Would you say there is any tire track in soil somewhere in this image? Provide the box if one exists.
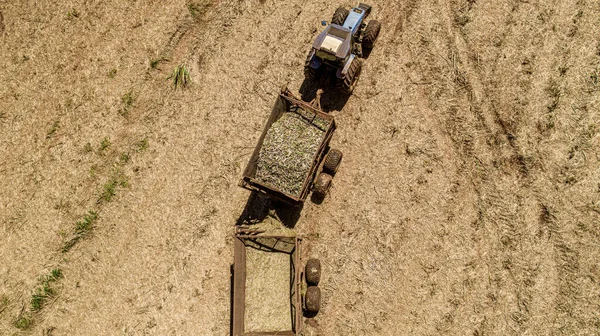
[447,0,530,176]
[447,1,557,333]
[440,0,596,334]
[523,1,599,332]
[453,1,598,333]
[393,0,510,333]
[432,0,544,333]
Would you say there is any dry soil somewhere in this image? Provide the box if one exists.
[1,0,599,335]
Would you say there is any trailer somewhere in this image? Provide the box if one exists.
[240,86,343,204]
[232,228,322,336]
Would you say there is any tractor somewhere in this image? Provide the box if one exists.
[304,3,381,93]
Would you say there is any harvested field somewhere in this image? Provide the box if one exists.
[244,247,291,332]
[255,108,329,197]
[0,0,599,335]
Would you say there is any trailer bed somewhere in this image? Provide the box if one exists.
[241,89,336,204]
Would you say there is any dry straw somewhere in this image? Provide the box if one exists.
[255,106,330,196]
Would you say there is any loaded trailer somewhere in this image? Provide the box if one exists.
[240,86,343,204]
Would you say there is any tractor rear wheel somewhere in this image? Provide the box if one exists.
[304,286,321,315]
[304,65,319,81]
[362,20,382,49]
[304,53,320,81]
[338,58,363,94]
[331,7,349,26]
[323,149,342,175]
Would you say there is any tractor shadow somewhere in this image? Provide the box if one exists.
[299,78,351,112]
[236,191,303,228]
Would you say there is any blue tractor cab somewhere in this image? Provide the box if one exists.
[304,3,381,93]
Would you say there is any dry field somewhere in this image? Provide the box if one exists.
[1,0,599,335]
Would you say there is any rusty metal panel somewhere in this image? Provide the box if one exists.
[244,332,295,336]
[233,237,247,336]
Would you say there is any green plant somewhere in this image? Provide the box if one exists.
[30,269,63,311]
[120,152,130,164]
[46,120,60,139]
[137,138,149,151]
[63,211,100,252]
[75,211,98,234]
[169,63,191,89]
[100,180,116,203]
[99,137,111,152]
[118,91,134,117]
[83,142,93,153]
[108,68,117,78]
[15,316,31,329]
[98,170,127,203]
[89,165,98,178]
[150,57,168,69]
[67,9,80,19]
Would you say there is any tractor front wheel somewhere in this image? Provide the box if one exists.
[331,7,349,26]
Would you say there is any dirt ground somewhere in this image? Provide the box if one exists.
[1,0,599,335]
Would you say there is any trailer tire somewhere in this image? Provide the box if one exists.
[331,7,349,26]
[304,286,321,315]
[362,20,381,49]
[313,173,332,196]
[323,149,342,175]
[338,58,363,94]
[305,259,321,286]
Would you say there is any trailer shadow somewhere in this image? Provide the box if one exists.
[299,79,351,112]
[236,191,303,228]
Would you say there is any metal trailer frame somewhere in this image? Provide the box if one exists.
[239,88,336,204]
[232,232,304,336]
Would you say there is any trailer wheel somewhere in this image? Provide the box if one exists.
[305,259,321,286]
[338,58,363,94]
[331,7,349,26]
[362,20,382,50]
[313,173,332,196]
[304,286,321,315]
[323,149,343,175]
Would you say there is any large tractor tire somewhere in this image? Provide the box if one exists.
[323,149,343,175]
[331,7,349,26]
[305,259,321,286]
[304,286,321,315]
[305,65,319,81]
[304,53,319,81]
[362,20,382,49]
[338,58,363,94]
